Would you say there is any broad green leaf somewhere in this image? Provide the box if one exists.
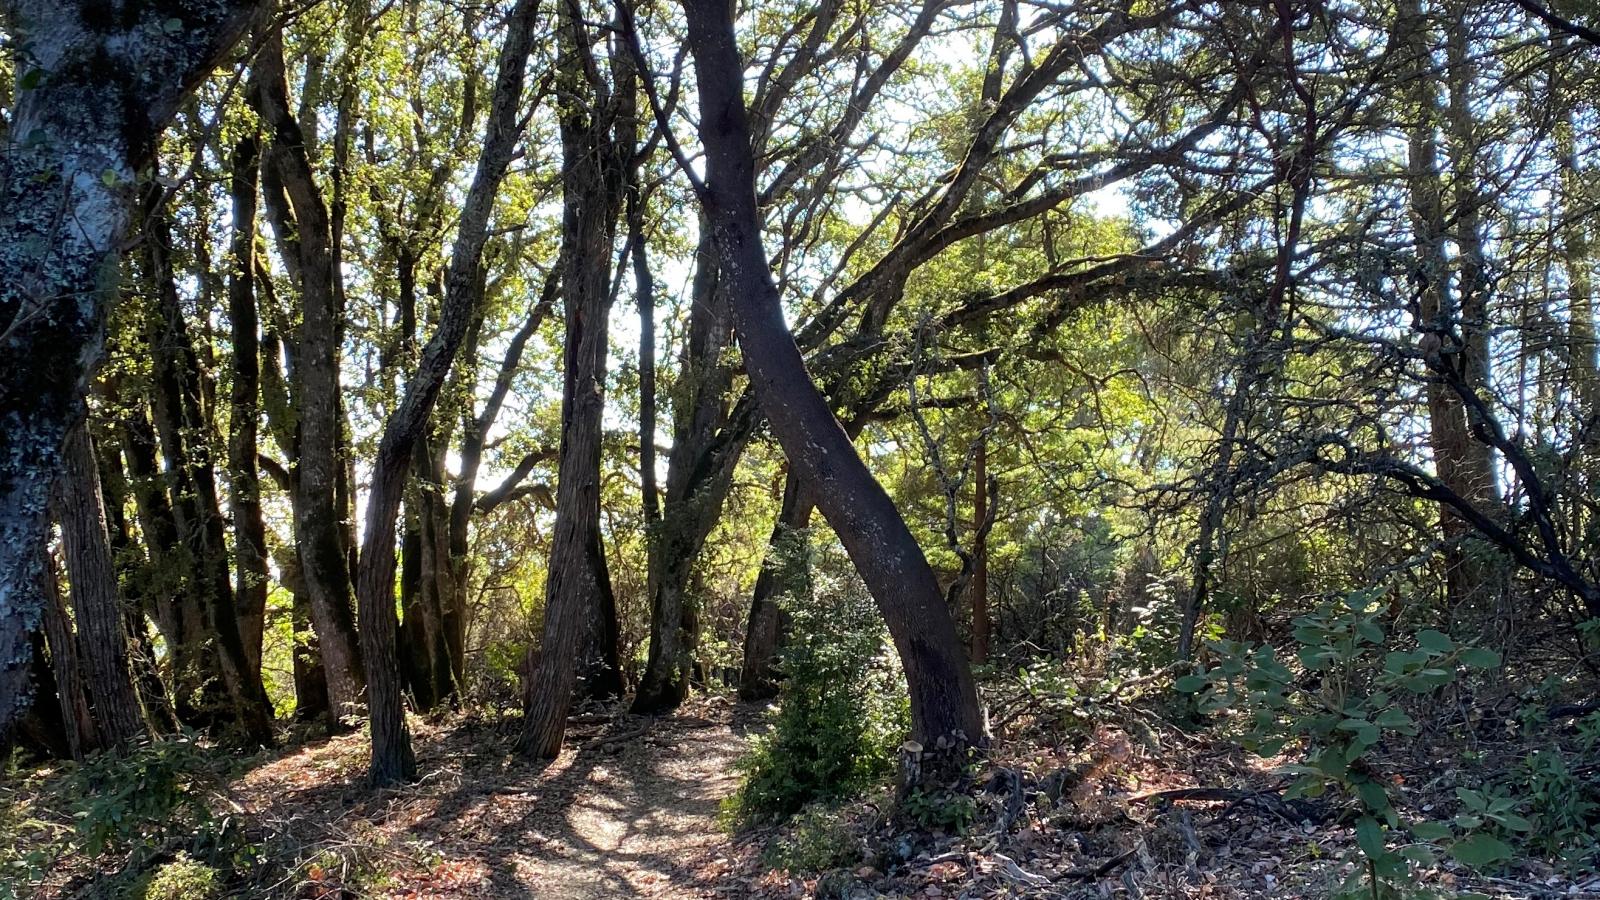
[1417,629,1454,652]
[1174,675,1208,693]
[1459,647,1501,669]
[1447,833,1513,868]
[1410,821,1452,841]
[1355,816,1386,861]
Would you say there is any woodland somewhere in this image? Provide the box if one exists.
[0,0,1598,897]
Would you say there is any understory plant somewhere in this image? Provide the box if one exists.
[1179,588,1504,898]
[724,531,910,825]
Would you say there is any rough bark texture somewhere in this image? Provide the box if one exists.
[681,0,984,747]
[38,548,97,758]
[519,2,630,757]
[55,425,147,748]
[254,29,367,721]
[634,230,741,714]
[740,470,812,700]
[0,0,258,747]
[355,0,541,784]
[227,134,271,674]
[1398,0,1499,605]
[143,184,274,745]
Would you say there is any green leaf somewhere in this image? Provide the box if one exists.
[1496,813,1533,832]
[1455,786,1487,811]
[1447,833,1513,868]
[163,17,185,33]
[17,68,43,90]
[1459,647,1501,669]
[1174,675,1208,693]
[1410,821,1452,841]
[1355,779,1391,814]
[1417,629,1454,653]
[1373,707,1412,729]
[1355,816,1386,861]
[1356,621,1385,644]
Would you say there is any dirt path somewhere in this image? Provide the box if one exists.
[233,700,757,898]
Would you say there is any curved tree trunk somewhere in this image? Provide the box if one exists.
[355,0,541,785]
[681,0,984,749]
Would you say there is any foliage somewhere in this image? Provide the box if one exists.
[1179,589,1505,894]
[900,784,978,834]
[0,734,253,897]
[760,804,862,874]
[137,851,221,900]
[724,533,910,825]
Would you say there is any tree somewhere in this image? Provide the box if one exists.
[355,0,543,785]
[0,0,260,746]
[679,0,984,750]
[519,0,634,757]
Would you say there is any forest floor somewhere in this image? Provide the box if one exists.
[17,691,1599,898]
[231,697,755,899]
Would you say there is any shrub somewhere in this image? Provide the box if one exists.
[139,852,221,900]
[1180,589,1505,896]
[761,804,862,873]
[724,531,910,825]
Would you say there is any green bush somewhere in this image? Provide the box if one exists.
[761,804,862,873]
[1180,590,1505,896]
[0,733,252,898]
[724,531,910,825]
[138,852,221,900]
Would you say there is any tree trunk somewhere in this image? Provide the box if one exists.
[55,425,148,749]
[355,0,541,784]
[1398,0,1493,608]
[634,229,742,714]
[740,470,813,700]
[38,548,98,759]
[227,133,271,674]
[0,0,257,747]
[519,4,630,756]
[254,29,367,722]
[142,184,274,746]
[681,0,984,749]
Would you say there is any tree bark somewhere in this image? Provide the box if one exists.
[227,133,271,675]
[0,0,258,748]
[55,425,148,748]
[38,547,98,759]
[142,184,275,745]
[740,470,812,700]
[634,229,740,713]
[680,0,984,748]
[354,0,541,784]
[254,29,367,722]
[519,2,631,757]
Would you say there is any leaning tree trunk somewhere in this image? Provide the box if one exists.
[0,0,258,747]
[55,426,148,749]
[354,0,541,785]
[681,0,984,751]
